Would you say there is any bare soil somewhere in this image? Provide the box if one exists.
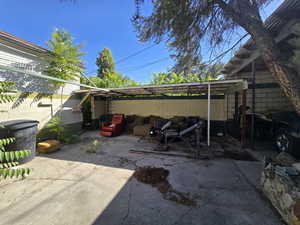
[133,167,196,206]
[223,150,257,161]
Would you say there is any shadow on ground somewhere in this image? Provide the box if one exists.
[0,131,284,225]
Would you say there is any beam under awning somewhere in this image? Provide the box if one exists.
[225,19,300,76]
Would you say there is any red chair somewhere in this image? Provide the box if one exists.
[100,114,124,137]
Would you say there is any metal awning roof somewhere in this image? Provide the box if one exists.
[73,79,248,97]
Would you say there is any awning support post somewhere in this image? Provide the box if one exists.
[241,89,247,148]
[234,92,239,123]
[106,97,111,114]
[207,83,211,147]
[251,61,256,149]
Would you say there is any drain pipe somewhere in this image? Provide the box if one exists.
[207,83,211,147]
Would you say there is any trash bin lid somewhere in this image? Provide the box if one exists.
[0,120,39,131]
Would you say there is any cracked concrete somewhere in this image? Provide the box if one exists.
[0,131,284,225]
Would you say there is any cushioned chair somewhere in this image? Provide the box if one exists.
[100,114,124,137]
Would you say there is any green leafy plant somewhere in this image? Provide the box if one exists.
[46,117,80,144]
[44,29,85,88]
[0,81,32,179]
[86,139,100,154]
[0,81,15,104]
[46,116,65,141]
[44,29,85,118]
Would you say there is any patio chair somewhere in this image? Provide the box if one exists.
[100,114,124,137]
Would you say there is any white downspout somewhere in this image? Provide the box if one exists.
[207,83,211,147]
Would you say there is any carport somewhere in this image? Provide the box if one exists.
[75,79,248,147]
[0,62,248,146]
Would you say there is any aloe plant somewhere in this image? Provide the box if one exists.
[0,81,32,179]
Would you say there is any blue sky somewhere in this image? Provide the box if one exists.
[1,0,284,83]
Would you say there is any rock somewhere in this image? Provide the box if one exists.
[262,161,300,225]
[275,152,297,167]
[293,201,300,221]
[293,163,300,173]
[37,140,61,153]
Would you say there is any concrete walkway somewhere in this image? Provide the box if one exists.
[0,132,284,225]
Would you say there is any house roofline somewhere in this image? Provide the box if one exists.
[0,31,52,55]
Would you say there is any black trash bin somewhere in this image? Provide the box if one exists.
[0,120,39,164]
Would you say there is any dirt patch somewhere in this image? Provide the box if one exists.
[213,136,258,161]
[134,167,169,184]
[133,167,196,206]
[154,144,170,152]
[223,150,257,161]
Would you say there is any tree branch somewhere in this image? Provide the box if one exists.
[206,33,249,64]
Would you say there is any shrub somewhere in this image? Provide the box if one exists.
[0,81,32,179]
[46,116,65,141]
[86,139,100,153]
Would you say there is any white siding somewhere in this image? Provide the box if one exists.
[0,39,82,128]
[0,40,80,95]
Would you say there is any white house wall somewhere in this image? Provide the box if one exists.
[0,38,82,129]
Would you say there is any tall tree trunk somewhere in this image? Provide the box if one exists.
[248,24,300,114]
[217,0,300,114]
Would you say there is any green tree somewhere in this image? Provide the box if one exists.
[171,53,202,75]
[96,48,115,78]
[45,29,85,118]
[150,72,202,85]
[0,81,32,179]
[198,62,225,80]
[80,76,106,88]
[133,0,300,114]
[171,60,224,81]
[81,72,138,88]
[45,29,85,87]
[103,72,138,88]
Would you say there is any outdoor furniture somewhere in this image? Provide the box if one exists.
[149,120,172,139]
[164,120,204,158]
[100,114,124,137]
[133,124,151,136]
[37,140,61,153]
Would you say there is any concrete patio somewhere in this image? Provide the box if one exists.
[0,131,284,225]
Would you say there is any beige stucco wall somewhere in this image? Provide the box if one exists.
[107,99,227,120]
[0,95,82,129]
[93,98,106,119]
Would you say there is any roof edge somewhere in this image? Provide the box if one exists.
[0,31,51,55]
